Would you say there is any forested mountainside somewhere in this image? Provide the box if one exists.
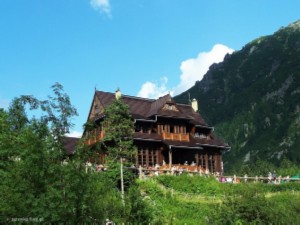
[175,20,300,173]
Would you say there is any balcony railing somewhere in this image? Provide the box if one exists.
[86,131,190,144]
[162,133,189,142]
[85,131,105,145]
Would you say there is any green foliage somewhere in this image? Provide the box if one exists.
[277,157,300,176]
[210,185,300,225]
[83,172,125,223]
[102,98,137,163]
[139,175,300,224]
[101,97,138,192]
[138,178,212,224]
[211,187,272,224]
[105,161,136,190]
[0,83,86,223]
[124,184,153,224]
[0,83,152,224]
[156,173,222,196]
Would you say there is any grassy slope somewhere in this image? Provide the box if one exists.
[138,175,300,224]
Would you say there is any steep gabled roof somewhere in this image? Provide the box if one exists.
[146,94,170,117]
[89,90,208,127]
[178,103,208,126]
[95,91,154,117]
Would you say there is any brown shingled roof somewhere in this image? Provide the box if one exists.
[147,94,171,117]
[63,136,79,155]
[96,91,153,118]
[94,91,208,126]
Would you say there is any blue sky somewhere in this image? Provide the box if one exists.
[0,0,299,136]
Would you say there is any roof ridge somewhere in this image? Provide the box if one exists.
[176,102,192,107]
[122,95,155,102]
[96,90,155,102]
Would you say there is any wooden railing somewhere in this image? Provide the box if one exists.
[162,133,189,142]
[85,131,105,145]
[86,131,190,144]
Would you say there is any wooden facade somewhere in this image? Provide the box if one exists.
[84,90,230,174]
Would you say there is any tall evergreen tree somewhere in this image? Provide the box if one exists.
[101,96,137,206]
[102,97,137,163]
[100,96,152,224]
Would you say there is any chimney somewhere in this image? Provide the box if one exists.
[192,98,198,112]
[115,88,121,100]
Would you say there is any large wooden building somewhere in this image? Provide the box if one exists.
[84,90,230,174]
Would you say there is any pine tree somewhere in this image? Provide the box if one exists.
[101,96,137,207]
[102,97,137,163]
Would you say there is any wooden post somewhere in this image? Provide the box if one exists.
[120,157,125,206]
[139,165,143,179]
[214,153,218,173]
[146,148,149,168]
[205,153,208,172]
[195,151,199,166]
[169,147,172,169]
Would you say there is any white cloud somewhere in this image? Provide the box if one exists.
[137,77,174,99]
[137,44,234,98]
[90,0,111,16]
[174,44,234,95]
[66,130,82,138]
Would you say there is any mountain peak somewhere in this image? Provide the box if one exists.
[174,19,300,172]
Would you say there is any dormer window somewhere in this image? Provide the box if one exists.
[165,103,178,111]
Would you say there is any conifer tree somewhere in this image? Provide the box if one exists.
[102,97,137,164]
[101,96,137,207]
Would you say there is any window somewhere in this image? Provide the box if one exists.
[135,124,141,132]
[148,149,157,167]
[200,134,207,139]
[165,103,177,111]
[198,154,206,169]
[194,132,199,138]
[95,104,100,115]
[138,148,147,167]
[170,126,174,133]
[208,154,215,173]
[138,148,158,167]
[142,126,148,133]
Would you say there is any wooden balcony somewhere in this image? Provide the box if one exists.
[85,131,105,145]
[162,132,189,142]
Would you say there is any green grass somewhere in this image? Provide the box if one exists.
[137,175,300,224]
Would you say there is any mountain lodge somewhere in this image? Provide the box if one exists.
[84,89,230,174]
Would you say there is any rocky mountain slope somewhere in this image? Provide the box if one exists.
[174,20,300,172]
